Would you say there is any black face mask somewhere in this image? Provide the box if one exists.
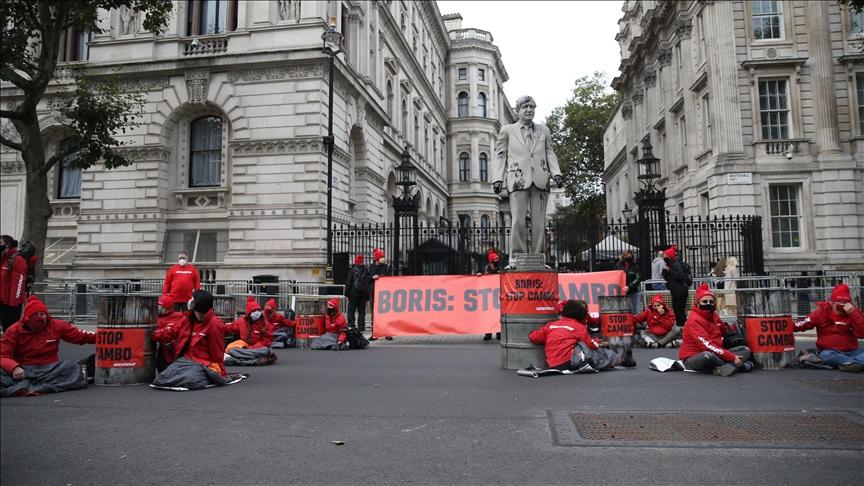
[327,308,336,316]
[664,258,671,264]
[699,303,715,313]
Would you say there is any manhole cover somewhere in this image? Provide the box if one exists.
[795,378,864,394]
[548,411,864,449]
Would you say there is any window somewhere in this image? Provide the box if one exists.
[478,68,485,81]
[458,214,471,227]
[458,67,467,80]
[189,116,222,187]
[457,92,469,117]
[57,138,82,199]
[386,80,394,118]
[60,28,91,62]
[459,152,470,182]
[696,13,706,65]
[701,94,712,150]
[769,184,802,248]
[414,113,419,146]
[674,42,682,89]
[187,0,237,36]
[857,75,864,134]
[853,11,864,35]
[678,114,688,167]
[700,192,710,216]
[479,153,488,182]
[477,93,487,118]
[165,229,227,263]
[184,231,217,262]
[758,79,790,140]
[401,98,408,135]
[752,0,782,40]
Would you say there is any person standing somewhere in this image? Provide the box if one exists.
[162,252,201,311]
[345,254,371,332]
[480,249,502,341]
[0,235,28,331]
[616,250,641,314]
[661,245,692,328]
[492,96,564,258]
[793,283,864,372]
[368,248,392,341]
[650,249,666,290]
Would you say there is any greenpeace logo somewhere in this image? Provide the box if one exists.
[535,306,555,311]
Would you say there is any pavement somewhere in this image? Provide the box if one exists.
[1,334,862,486]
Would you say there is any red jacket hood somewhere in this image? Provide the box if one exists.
[22,295,48,321]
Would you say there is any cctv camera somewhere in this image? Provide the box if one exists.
[190,38,200,47]
[784,151,793,160]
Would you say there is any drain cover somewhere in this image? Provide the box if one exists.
[548,411,864,449]
[794,378,864,394]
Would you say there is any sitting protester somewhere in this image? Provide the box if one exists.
[151,290,245,391]
[152,295,186,372]
[264,298,296,349]
[310,298,348,350]
[679,284,753,376]
[528,300,635,372]
[222,297,277,366]
[1,296,96,398]
[793,283,864,373]
[634,295,681,348]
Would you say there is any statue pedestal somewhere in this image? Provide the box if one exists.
[499,253,559,369]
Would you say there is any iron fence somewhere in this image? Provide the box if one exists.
[332,215,764,280]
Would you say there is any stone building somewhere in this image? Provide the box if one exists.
[603,0,864,272]
[0,1,515,281]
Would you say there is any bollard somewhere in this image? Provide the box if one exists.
[736,288,796,370]
[95,294,157,386]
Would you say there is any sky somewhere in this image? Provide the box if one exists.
[437,0,624,121]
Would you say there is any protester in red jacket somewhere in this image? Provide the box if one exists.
[264,298,296,349]
[224,297,274,349]
[162,252,201,310]
[0,235,28,330]
[634,295,680,348]
[263,298,287,329]
[152,295,187,371]
[794,283,864,372]
[310,298,348,350]
[679,284,752,376]
[529,300,633,371]
[153,290,227,376]
[1,296,95,397]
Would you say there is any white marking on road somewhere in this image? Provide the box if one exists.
[401,420,441,433]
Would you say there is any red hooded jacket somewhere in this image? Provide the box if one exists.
[794,302,864,352]
[678,306,736,362]
[528,317,598,368]
[0,247,28,307]
[152,295,187,364]
[1,296,96,373]
[264,298,294,331]
[153,309,226,376]
[224,298,274,349]
[325,298,348,344]
[634,295,677,336]
[162,263,201,304]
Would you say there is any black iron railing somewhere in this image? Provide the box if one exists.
[331,215,763,280]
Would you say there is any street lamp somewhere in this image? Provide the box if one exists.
[636,140,661,190]
[621,202,633,223]
[393,146,419,275]
[322,18,343,282]
[632,139,667,280]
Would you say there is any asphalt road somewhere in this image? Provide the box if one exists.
[1,336,862,486]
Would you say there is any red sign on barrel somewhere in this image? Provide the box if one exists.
[500,272,559,316]
[296,315,325,339]
[96,328,146,368]
[600,313,634,338]
[744,317,795,353]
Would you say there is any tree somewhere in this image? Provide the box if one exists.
[0,1,172,280]
[546,72,619,210]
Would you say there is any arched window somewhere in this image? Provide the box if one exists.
[57,137,82,199]
[478,92,487,118]
[386,80,394,118]
[189,116,222,187]
[480,214,490,234]
[479,153,488,182]
[459,152,470,182]
[457,92,469,117]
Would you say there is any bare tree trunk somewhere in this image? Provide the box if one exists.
[18,117,50,283]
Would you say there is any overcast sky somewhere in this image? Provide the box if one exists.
[438,0,624,121]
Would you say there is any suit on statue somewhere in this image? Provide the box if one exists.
[494,121,562,255]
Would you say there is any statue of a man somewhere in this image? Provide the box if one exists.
[493,95,563,257]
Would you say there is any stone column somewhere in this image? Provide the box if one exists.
[807,0,841,154]
[708,0,744,155]
[470,130,479,182]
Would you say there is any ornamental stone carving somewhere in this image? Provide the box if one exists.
[621,101,633,120]
[185,70,209,104]
[118,77,170,92]
[643,66,657,88]
[631,87,644,105]
[0,160,25,174]
[114,145,172,161]
[676,16,693,39]
[231,138,324,156]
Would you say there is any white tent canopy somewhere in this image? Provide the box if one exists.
[581,234,638,261]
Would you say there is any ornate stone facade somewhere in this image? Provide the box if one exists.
[604,0,864,273]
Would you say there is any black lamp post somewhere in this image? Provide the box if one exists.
[633,140,666,279]
[393,147,419,275]
[322,19,343,282]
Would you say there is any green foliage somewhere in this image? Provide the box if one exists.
[546,72,619,206]
[550,195,607,268]
[838,0,864,14]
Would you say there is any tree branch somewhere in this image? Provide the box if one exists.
[36,151,66,176]
[0,109,23,120]
[0,66,33,90]
[0,134,23,152]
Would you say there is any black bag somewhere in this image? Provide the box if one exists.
[353,266,372,294]
[680,261,693,287]
[347,327,369,350]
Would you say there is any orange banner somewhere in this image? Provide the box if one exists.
[600,313,635,338]
[744,317,795,353]
[500,272,559,316]
[372,271,626,337]
[96,328,146,368]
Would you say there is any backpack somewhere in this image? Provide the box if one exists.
[353,266,372,294]
[347,327,369,350]
[680,261,693,287]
